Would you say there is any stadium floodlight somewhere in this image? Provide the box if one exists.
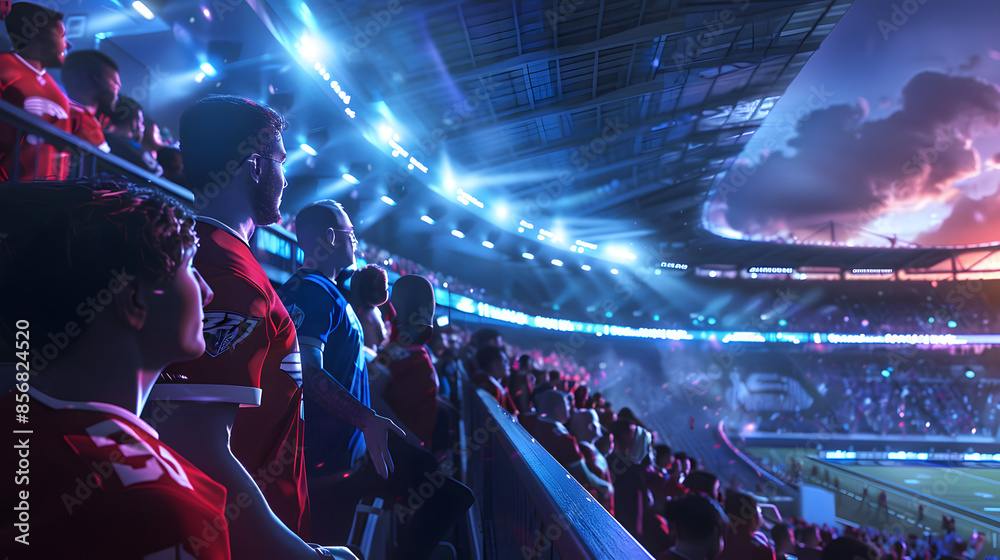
[420,215,435,225]
[300,143,318,156]
[380,195,397,206]
[342,173,360,185]
[132,1,155,20]
[451,229,465,239]
[581,264,591,271]
[482,240,494,249]
[551,259,563,266]
[522,252,534,260]
[199,62,217,76]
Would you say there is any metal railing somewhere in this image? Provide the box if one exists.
[0,99,192,201]
[462,380,653,560]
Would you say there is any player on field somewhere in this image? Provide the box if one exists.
[0,2,72,181]
[0,181,229,559]
[146,95,398,559]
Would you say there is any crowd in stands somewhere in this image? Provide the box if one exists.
[0,3,184,184]
[1,4,996,559]
[766,356,1000,438]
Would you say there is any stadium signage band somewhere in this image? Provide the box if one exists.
[748,267,794,274]
[430,287,1000,346]
[823,450,1000,462]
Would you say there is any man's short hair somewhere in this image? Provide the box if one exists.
[179,95,287,192]
[294,199,344,254]
[0,180,197,355]
[6,2,63,51]
[62,49,119,90]
[475,345,504,372]
[685,470,720,495]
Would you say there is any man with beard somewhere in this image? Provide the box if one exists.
[146,96,397,559]
[0,2,72,180]
[61,49,120,153]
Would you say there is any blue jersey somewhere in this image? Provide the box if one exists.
[279,269,369,474]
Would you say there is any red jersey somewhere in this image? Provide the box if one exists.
[0,52,70,181]
[150,218,309,539]
[69,101,110,152]
[1,389,230,559]
[384,338,439,447]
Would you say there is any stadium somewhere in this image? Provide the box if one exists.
[1,0,998,559]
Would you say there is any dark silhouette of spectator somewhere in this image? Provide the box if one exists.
[657,493,729,560]
[382,274,439,447]
[157,145,186,186]
[0,2,71,180]
[796,525,824,560]
[718,492,776,560]
[280,200,471,559]
[145,96,362,558]
[0,181,230,558]
[61,49,118,153]
[820,537,881,560]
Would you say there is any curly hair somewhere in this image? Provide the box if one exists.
[0,180,197,351]
[352,264,389,309]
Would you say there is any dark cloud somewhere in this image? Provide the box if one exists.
[714,72,1000,243]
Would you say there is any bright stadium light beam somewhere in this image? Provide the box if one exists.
[132,1,155,20]
[451,229,465,239]
[199,62,217,76]
[481,240,494,249]
[380,195,396,206]
[342,173,360,185]
[300,143,318,156]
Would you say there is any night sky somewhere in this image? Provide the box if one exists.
[706,0,1000,248]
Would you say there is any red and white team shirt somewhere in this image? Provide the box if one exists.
[0,52,70,181]
[69,100,110,152]
[1,389,230,559]
[150,217,310,539]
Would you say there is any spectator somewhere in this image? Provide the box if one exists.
[568,407,615,513]
[472,345,519,416]
[145,95,359,559]
[718,492,776,560]
[61,49,118,153]
[796,525,824,560]
[687,471,722,503]
[0,182,228,558]
[382,274,440,447]
[658,493,729,560]
[105,94,160,174]
[281,201,472,559]
[509,355,536,414]
[0,2,71,180]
